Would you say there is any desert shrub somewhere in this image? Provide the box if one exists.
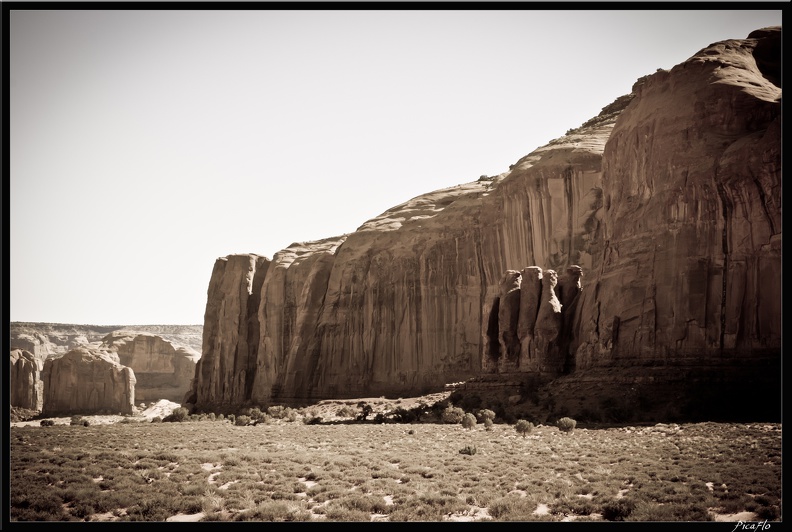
[235,415,251,426]
[441,406,465,424]
[216,413,225,421]
[356,402,373,421]
[249,408,264,421]
[515,419,534,438]
[235,501,311,521]
[267,405,285,419]
[163,407,190,422]
[459,445,477,456]
[227,414,235,424]
[477,409,496,423]
[557,417,577,433]
[602,498,635,521]
[484,418,494,431]
[82,420,90,427]
[303,415,322,425]
[334,494,389,514]
[40,419,55,427]
[70,415,84,426]
[461,413,477,429]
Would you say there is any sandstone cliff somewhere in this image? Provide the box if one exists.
[187,28,781,420]
[10,349,45,411]
[102,332,199,402]
[41,347,136,416]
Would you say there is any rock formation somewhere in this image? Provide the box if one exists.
[10,349,45,411]
[186,28,781,420]
[102,332,199,402]
[41,347,136,416]
[10,323,203,357]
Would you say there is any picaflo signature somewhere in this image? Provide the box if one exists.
[732,520,771,532]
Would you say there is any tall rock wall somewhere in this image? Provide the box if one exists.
[41,347,136,416]
[187,28,781,415]
[10,349,45,411]
[572,28,782,368]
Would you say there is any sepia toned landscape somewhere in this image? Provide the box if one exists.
[9,398,782,522]
[8,19,781,525]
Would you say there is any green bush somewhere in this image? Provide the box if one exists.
[515,419,534,438]
[461,413,477,430]
[441,406,465,424]
[557,417,577,433]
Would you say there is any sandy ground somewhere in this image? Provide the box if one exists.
[10,399,183,427]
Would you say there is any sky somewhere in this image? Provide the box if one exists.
[8,8,783,326]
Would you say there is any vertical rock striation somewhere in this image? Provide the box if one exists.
[41,347,136,416]
[187,28,780,416]
[186,254,270,410]
[10,349,45,411]
[102,332,199,402]
[573,28,782,369]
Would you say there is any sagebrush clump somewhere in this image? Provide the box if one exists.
[461,413,477,430]
[441,406,465,424]
[515,419,534,438]
[557,417,577,433]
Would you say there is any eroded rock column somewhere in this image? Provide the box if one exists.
[497,270,522,372]
[517,266,543,367]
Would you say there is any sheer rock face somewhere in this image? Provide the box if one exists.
[572,28,782,369]
[10,349,44,411]
[102,332,199,402]
[41,347,136,416]
[190,28,780,409]
[186,254,270,409]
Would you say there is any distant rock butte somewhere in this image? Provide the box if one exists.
[9,324,201,414]
[10,349,45,411]
[186,28,780,417]
[41,347,136,416]
[102,332,199,403]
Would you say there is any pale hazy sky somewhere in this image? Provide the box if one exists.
[8,8,782,326]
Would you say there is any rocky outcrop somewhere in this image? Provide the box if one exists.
[41,347,136,416]
[102,332,199,402]
[188,28,781,419]
[10,349,45,411]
